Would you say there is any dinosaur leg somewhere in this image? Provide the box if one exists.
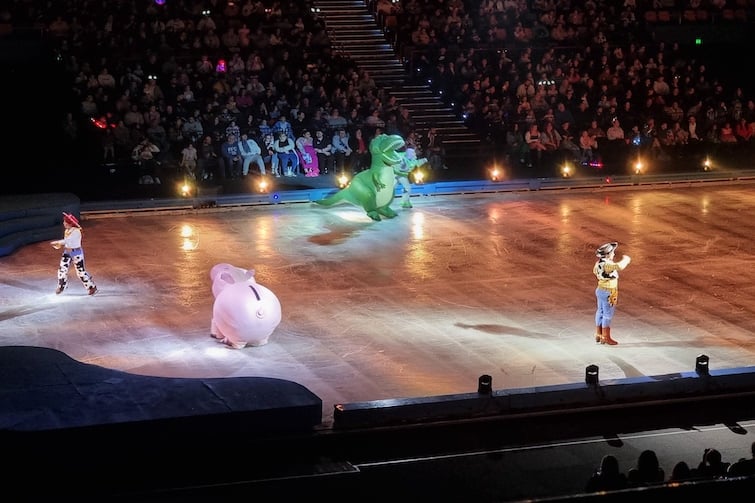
[377,206,398,219]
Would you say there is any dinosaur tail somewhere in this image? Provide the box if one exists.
[314,189,347,207]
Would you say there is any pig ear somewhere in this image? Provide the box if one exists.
[220,272,235,284]
[245,269,255,280]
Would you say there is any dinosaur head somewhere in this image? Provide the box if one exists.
[369,134,405,167]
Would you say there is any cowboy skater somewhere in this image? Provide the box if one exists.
[593,242,630,345]
[51,212,97,296]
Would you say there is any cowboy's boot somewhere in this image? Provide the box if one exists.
[595,326,603,343]
[601,326,619,345]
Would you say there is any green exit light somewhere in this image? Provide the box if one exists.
[695,38,702,45]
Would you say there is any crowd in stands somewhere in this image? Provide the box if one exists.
[584,441,755,495]
[3,0,755,186]
[4,0,441,186]
[373,0,755,171]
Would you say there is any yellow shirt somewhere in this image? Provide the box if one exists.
[594,258,621,290]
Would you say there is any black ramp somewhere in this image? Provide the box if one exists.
[0,345,322,435]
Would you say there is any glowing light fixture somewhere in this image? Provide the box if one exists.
[179,180,195,198]
[561,163,573,178]
[489,166,503,181]
[634,159,644,175]
[411,169,425,184]
[337,172,350,188]
[256,176,270,193]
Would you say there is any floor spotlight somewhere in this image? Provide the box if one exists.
[478,374,492,394]
[585,364,599,385]
[696,354,710,375]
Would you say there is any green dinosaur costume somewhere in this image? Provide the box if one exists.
[314,134,406,221]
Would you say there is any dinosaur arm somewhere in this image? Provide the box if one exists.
[373,171,387,190]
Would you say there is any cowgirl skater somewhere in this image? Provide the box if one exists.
[51,212,97,295]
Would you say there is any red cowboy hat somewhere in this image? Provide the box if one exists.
[62,212,80,227]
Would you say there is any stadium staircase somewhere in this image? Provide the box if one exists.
[312,0,490,171]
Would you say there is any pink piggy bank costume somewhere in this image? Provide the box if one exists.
[209,263,282,349]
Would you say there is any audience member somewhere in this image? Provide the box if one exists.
[422,126,445,170]
[313,129,334,174]
[179,141,198,180]
[132,137,162,184]
[540,121,562,152]
[579,130,598,163]
[627,449,665,487]
[606,118,626,142]
[350,127,370,173]
[291,110,309,137]
[694,448,730,480]
[296,130,319,177]
[62,112,79,148]
[331,127,353,173]
[182,116,204,145]
[668,461,694,483]
[558,121,582,161]
[685,116,703,143]
[273,131,299,177]
[219,134,242,180]
[584,455,629,493]
[101,128,116,163]
[525,123,548,166]
[671,121,689,148]
[261,132,279,177]
[272,115,295,139]
[719,122,738,144]
[324,105,348,131]
[225,120,241,142]
[735,117,752,143]
[587,120,607,144]
[197,135,219,181]
[506,122,528,164]
[727,441,755,478]
[238,132,266,176]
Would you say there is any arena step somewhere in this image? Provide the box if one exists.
[0,193,80,257]
[314,0,484,154]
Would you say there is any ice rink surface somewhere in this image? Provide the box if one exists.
[3,181,755,426]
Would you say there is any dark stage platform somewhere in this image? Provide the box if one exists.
[0,346,322,435]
